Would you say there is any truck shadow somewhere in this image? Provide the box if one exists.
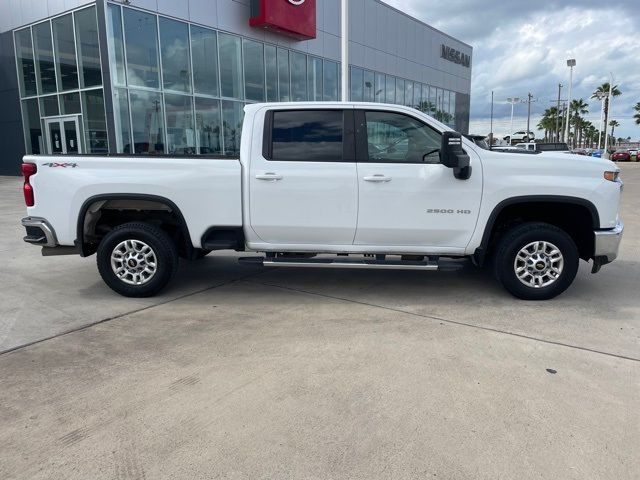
[171,255,635,321]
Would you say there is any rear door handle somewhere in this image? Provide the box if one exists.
[255,173,283,181]
[363,175,392,183]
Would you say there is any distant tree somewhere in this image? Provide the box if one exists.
[537,108,556,141]
[634,102,640,126]
[581,121,595,148]
[538,107,562,141]
[589,124,598,148]
[570,99,589,147]
[591,83,621,142]
[609,120,620,145]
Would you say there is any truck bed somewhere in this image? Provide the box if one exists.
[24,154,243,249]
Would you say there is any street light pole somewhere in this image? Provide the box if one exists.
[555,83,562,142]
[340,0,349,102]
[489,91,494,148]
[564,59,576,144]
[526,92,533,138]
[506,97,520,137]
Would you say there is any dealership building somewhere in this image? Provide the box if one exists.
[0,0,472,175]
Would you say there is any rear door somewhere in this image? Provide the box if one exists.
[353,108,482,249]
[248,108,358,246]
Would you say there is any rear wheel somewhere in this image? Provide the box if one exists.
[493,222,579,300]
[97,222,178,297]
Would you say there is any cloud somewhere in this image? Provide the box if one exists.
[383,0,640,138]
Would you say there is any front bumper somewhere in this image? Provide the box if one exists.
[592,221,623,272]
[21,217,58,247]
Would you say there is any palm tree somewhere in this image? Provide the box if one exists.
[537,107,558,141]
[569,99,589,147]
[416,100,435,115]
[591,83,621,142]
[634,102,640,126]
[586,122,597,148]
[609,120,620,146]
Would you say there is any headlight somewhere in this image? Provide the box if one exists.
[604,171,620,182]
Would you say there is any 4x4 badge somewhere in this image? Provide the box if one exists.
[43,162,78,168]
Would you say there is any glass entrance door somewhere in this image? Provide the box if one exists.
[44,116,82,154]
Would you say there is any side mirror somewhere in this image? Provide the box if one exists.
[440,131,472,180]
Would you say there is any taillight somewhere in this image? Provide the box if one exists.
[21,163,37,207]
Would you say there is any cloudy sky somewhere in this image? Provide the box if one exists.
[385,0,640,139]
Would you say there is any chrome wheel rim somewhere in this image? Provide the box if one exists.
[110,240,157,286]
[514,241,564,289]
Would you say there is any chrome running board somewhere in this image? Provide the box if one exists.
[240,256,440,271]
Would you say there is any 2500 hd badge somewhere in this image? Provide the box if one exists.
[427,209,472,214]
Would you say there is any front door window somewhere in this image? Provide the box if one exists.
[364,110,441,163]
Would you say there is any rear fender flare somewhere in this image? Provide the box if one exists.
[76,194,192,257]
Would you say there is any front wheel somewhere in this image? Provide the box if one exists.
[97,222,179,297]
[493,222,579,300]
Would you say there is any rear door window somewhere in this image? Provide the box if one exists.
[270,110,344,161]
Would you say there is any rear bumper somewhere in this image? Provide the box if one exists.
[21,217,58,247]
[592,221,623,270]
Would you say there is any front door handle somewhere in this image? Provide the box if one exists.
[363,175,392,183]
[256,173,283,181]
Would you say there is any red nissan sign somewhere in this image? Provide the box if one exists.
[250,0,317,40]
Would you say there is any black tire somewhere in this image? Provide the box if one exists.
[493,222,579,300]
[97,222,179,297]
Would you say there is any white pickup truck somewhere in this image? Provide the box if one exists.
[20,102,623,300]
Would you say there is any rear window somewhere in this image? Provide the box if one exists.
[271,110,343,161]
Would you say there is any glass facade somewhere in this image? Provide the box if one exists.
[52,14,78,91]
[159,18,191,93]
[15,28,37,97]
[14,5,106,155]
[14,2,467,158]
[75,7,102,88]
[105,2,342,155]
[243,40,265,102]
[191,26,219,97]
[349,66,460,129]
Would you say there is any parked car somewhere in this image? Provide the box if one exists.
[628,149,638,161]
[508,131,536,144]
[591,150,603,158]
[20,102,623,301]
[611,150,631,162]
[514,142,571,153]
[463,134,490,150]
[515,142,537,152]
[570,149,587,156]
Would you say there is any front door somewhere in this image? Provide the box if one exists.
[249,108,358,246]
[354,109,482,250]
[44,116,82,155]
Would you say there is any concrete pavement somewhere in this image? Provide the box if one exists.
[0,166,638,479]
